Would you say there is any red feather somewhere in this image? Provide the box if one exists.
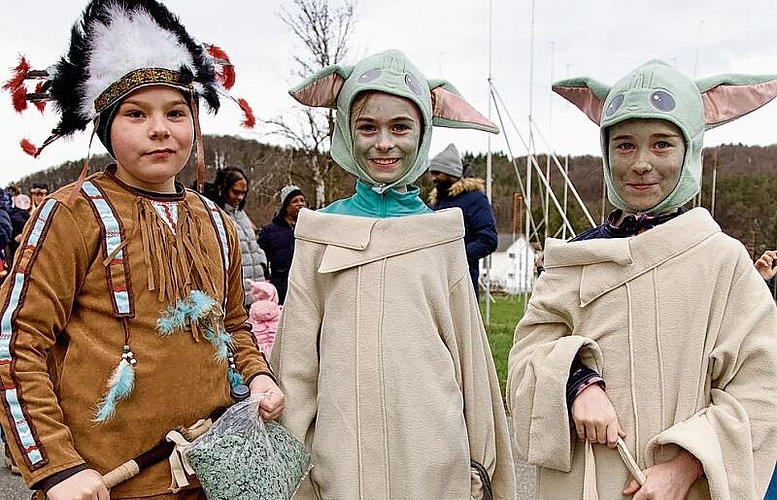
[219,66,236,90]
[11,85,27,112]
[34,82,46,113]
[3,55,30,91]
[237,98,255,128]
[206,45,236,89]
[20,138,38,157]
[206,44,231,62]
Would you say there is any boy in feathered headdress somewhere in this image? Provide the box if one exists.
[507,60,777,498]
[0,1,282,498]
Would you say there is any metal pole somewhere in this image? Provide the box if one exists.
[484,0,493,324]
[711,147,718,217]
[544,41,554,242]
[523,0,536,309]
[562,154,569,239]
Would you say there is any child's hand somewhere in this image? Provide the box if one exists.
[47,469,109,500]
[622,449,702,499]
[754,250,777,280]
[570,384,625,448]
[249,374,285,421]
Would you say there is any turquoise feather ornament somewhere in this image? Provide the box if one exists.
[229,368,244,388]
[156,290,233,361]
[189,290,217,312]
[94,358,136,422]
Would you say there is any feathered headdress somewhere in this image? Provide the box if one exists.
[3,0,254,190]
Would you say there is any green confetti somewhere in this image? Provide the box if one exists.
[185,403,310,500]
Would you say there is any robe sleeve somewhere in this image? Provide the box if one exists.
[644,249,777,499]
[447,276,517,499]
[506,273,604,472]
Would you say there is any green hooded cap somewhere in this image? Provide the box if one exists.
[599,61,703,213]
[332,50,434,192]
[289,49,499,194]
[553,60,777,214]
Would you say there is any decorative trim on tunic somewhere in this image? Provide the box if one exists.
[0,199,59,469]
[81,180,134,317]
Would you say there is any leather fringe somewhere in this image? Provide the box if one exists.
[136,198,218,305]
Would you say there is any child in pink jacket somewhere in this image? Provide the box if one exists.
[246,280,282,357]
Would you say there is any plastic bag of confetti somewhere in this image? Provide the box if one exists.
[184,395,311,499]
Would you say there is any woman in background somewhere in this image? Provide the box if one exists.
[204,167,268,306]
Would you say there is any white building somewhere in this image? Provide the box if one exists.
[482,235,537,295]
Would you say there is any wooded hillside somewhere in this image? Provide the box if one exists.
[11,136,777,257]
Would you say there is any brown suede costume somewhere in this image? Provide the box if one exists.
[0,167,273,498]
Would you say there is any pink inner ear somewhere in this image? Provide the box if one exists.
[431,87,497,129]
[551,86,603,125]
[702,80,777,126]
[290,73,344,108]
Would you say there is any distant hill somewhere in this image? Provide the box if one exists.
[12,136,777,257]
[11,135,355,229]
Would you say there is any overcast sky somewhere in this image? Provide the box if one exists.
[1,0,776,187]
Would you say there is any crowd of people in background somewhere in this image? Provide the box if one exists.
[0,183,46,284]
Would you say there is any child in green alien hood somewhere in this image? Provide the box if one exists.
[270,49,517,499]
[507,59,777,499]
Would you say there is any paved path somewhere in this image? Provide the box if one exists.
[0,465,31,500]
[0,463,537,500]
[510,415,538,499]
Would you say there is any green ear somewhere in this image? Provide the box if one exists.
[288,65,354,108]
[696,74,777,129]
[428,79,499,134]
[551,77,611,125]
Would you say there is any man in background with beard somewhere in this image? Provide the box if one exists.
[428,143,497,300]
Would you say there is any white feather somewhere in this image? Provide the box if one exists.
[79,3,196,120]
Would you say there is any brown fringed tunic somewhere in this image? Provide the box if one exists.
[0,166,272,498]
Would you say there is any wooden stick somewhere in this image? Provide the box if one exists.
[101,417,213,489]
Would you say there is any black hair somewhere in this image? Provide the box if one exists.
[202,166,248,210]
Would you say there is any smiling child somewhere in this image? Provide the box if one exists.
[507,60,777,499]
[270,49,516,498]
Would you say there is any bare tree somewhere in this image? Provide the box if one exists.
[269,0,357,208]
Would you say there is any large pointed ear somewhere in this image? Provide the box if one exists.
[288,65,354,108]
[551,77,611,125]
[697,74,777,129]
[428,80,499,134]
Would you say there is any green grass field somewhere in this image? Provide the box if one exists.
[479,294,525,396]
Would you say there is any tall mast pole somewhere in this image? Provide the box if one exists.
[523,0,536,308]
[484,0,494,323]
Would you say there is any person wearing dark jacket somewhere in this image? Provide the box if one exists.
[258,185,307,304]
[428,143,497,299]
[7,194,31,261]
[0,190,11,283]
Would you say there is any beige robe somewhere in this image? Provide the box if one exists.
[272,208,516,499]
[507,208,777,499]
